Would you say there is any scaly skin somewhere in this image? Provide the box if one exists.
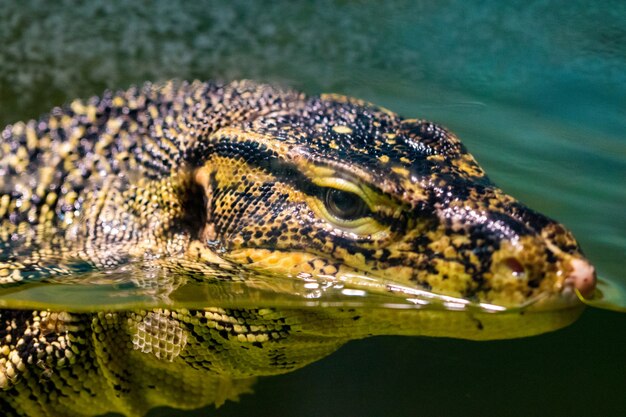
[0,81,594,416]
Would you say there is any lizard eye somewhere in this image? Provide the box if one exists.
[323,188,371,221]
[306,179,388,236]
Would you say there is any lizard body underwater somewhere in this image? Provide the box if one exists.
[0,80,596,416]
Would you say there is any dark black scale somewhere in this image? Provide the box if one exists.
[401,121,459,156]
[0,311,31,342]
[545,248,558,264]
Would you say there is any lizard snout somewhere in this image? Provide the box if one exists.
[565,258,596,299]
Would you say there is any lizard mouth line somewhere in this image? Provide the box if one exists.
[224,248,583,314]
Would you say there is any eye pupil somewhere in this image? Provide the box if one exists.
[324,188,369,220]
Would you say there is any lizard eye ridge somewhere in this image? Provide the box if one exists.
[323,188,371,221]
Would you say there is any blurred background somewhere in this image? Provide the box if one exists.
[1,1,624,416]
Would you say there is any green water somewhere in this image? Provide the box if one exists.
[1,1,625,416]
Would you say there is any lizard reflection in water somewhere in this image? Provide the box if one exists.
[0,81,596,416]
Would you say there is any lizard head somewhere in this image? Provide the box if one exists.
[191,92,596,337]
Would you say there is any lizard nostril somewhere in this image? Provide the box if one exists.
[502,257,525,277]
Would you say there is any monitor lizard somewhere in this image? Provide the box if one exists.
[0,80,596,416]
